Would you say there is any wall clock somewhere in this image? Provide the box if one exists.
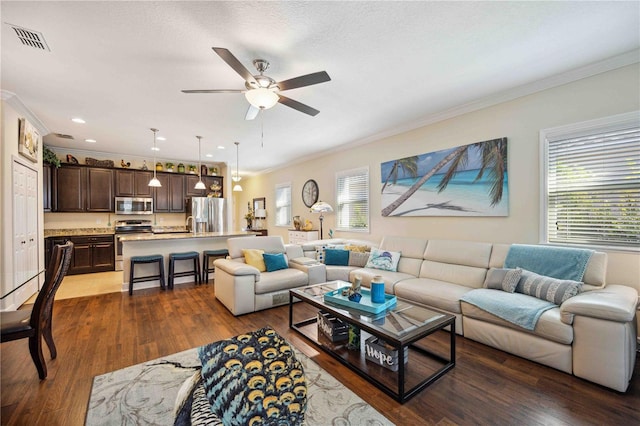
[302,179,319,208]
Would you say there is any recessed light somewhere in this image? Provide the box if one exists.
[205,153,213,158]
[85,139,97,143]
[71,117,85,124]
[151,147,160,151]
[217,145,225,150]
[157,136,166,141]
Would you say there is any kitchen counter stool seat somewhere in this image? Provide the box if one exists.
[129,254,165,295]
[168,251,201,288]
[202,249,229,283]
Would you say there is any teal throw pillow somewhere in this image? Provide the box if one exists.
[324,249,349,266]
[263,252,288,272]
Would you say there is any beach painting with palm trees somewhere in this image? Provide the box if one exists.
[381,137,509,217]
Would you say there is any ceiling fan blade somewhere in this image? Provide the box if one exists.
[245,105,259,120]
[212,47,258,86]
[277,71,331,91]
[277,95,320,116]
[181,89,244,94]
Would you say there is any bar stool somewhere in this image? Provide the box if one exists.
[168,251,201,289]
[202,249,229,283]
[129,254,165,295]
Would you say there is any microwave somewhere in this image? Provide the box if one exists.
[115,197,153,215]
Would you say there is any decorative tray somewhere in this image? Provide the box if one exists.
[324,286,397,314]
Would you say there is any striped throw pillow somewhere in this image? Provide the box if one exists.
[516,269,583,305]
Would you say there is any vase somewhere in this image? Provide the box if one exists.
[246,219,252,230]
[293,216,302,231]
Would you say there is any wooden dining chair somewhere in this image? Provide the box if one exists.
[1,241,73,379]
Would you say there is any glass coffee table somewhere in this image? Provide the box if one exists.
[289,281,456,403]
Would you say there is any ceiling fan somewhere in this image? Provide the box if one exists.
[182,47,331,120]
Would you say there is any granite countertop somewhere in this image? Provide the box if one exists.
[119,231,258,242]
[152,226,188,234]
[45,228,115,237]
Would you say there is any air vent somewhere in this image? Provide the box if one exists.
[53,133,74,140]
[6,23,50,51]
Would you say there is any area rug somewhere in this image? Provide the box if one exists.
[86,346,394,425]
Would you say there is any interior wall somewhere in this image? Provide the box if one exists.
[243,64,640,290]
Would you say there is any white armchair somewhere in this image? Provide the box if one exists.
[214,236,325,315]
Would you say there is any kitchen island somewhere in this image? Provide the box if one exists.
[121,231,257,292]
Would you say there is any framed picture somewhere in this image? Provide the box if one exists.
[18,118,40,162]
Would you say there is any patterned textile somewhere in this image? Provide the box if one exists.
[198,326,307,426]
[516,269,583,305]
[348,251,369,267]
[483,268,522,293]
[365,248,401,272]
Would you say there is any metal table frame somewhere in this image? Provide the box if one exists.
[289,285,456,403]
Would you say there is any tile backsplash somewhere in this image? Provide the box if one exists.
[44,212,187,229]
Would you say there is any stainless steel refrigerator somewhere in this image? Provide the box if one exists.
[186,197,226,233]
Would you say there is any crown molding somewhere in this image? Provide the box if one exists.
[1,90,50,135]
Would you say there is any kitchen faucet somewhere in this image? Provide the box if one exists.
[185,216,194,233]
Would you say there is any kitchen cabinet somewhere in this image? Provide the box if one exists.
[115,169,153,197]
[288,230,319,244]
[185,175,224,198]
[86,168,114,211]
[43,163,53,212]
[66,235,115,275]
[154,173,185,212]
[54,165,114,212]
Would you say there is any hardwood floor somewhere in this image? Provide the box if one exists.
[2,283,638,425]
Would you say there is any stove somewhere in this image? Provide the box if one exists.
[114,220,153,270]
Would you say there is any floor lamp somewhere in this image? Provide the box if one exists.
[310,201,333,240]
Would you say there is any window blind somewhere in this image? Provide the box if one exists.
[336,167,369,231]
[274,183,291,227]
[546,123,639,248]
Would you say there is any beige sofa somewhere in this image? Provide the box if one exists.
[215,235,638,392]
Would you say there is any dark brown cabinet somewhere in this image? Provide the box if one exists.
[54,165,114,212]
[154,173,185,212]
[115,169,153,197]
[67,235,115,275]
[185,175,224,198]
[86,168,114,211]
[43,163,53,212]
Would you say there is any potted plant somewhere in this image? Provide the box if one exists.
[42,145,61,168]
[188,164,197,174]
[165,162,174,172]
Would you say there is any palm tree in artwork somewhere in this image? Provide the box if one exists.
[381,138,507,217]
[381,156,419,193]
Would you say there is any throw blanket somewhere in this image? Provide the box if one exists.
[504,244,593,282]
[461,289,556,330]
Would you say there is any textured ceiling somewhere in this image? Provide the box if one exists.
[2,1,639,176]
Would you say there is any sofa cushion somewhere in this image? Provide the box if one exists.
[461,303,573,345]
[420,260,488,289]
[263,252,289,272]
[326,265,356,282]
[379,236,427,276]
[324,249,349,266]
[394,278,474,314]
[242,249,266,272]
[254,269,308,294]
[365,248,401,272]
[484,268,522,293]
[348,268,415,294]
[424,239,493,268]
[516,269,583,305]
[228,236,286,259]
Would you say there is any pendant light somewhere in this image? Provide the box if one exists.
[148,128,162,187]
[232,141,242,192]
[194,136,206,190]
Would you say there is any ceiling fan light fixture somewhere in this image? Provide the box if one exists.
[245,87,279,109]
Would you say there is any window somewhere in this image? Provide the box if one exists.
[274,183,291,227]
[541,111,639,250]
[336,167,369,232]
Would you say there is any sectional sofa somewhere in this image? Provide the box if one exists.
[214,235,638,392]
